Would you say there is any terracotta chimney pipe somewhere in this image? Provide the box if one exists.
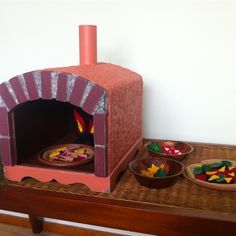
[79,25,97,65]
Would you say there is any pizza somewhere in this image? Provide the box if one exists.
[184,159,236,191]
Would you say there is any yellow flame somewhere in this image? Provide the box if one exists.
[76,121,83,133]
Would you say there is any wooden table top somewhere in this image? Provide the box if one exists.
[0,141,236,236]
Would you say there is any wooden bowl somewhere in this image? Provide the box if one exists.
[144,140,193,162]
[184,159,236,191]
[38,144,94,167]
[129,157,184,189]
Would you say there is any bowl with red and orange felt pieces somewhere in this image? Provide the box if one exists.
[184,159,236,191]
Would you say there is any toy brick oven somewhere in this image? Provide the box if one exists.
[0,25,143,192]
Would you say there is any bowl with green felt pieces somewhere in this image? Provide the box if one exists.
[129,157,184,188]
[184,159,236,191]
[144,140,194,162]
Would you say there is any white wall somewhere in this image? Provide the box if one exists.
[1,0,236,145]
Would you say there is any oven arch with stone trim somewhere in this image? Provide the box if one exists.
[0,70,108,177]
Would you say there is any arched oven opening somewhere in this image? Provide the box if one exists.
[11,99,95,173]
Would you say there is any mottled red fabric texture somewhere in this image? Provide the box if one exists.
[46,63,143,173]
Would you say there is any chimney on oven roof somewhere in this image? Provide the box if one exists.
[79,25,97,65]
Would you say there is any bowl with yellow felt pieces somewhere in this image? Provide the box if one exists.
[144,140,193,162]
[184,159,236,191]
[129,157,184,188]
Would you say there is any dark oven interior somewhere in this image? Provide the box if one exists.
[10,99,94,172]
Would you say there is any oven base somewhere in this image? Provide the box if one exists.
[4,138,142,192]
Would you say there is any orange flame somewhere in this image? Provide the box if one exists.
[89,120,94,134]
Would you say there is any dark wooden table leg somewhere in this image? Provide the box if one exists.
[28,214,43,234]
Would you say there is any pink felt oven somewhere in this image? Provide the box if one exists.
[0,25,143,192]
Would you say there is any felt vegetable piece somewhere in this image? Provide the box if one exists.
[58,156,73,162]
[162,146,182,155]
[147,143,162,153]
[140,169,154,177]
[209,162,222,169]
[140,162,168,177]
[76,153,88,158]
[56,147,67,152]
[228,166,236,171]
[70,154,78,158]
[194,167,203,175]
[196,173,208,181]
[229,172,235,177]
[75,149,85,154]
[208,175,220,181]
[215,174,226,183]
[85,149,93,154]
[206,171,217,175]
[155,168,166,177]
[140,163,159,177]
[49,151,60,159]
[160,162,170,174]
[162,146,171,154]
[202,165,211,172]
[148,164,160,174]
[218,166,226,173]
[221,160,232,167]
[224,177,233,184]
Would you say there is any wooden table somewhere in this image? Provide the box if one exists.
[0,142,236,236]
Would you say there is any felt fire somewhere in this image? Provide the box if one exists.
[73,109,94,134]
